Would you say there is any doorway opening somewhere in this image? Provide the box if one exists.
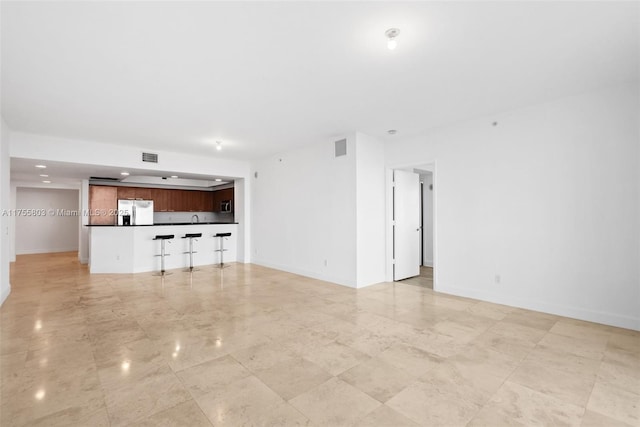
[15,187,80,256]
[390,162,435,289]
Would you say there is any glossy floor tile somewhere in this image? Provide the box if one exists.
[1,252,639,426]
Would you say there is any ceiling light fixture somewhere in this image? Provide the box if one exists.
[170,175,178,178]
[385,28,400,50]
[214,178,222,182]
[215,141,222,151]
[35,164,46,169]
[387,129,397,135]
[42,180,51,184]
[39,174,48,177]
[120,172,129,176]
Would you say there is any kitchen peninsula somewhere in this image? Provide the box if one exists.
[88,223,237,273]
[87,182,237,273]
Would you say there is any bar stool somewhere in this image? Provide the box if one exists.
[182,233,202,272]
[153,234,174,276]
[213,232,232,269]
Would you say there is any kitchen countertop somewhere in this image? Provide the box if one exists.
[86,222,238,226]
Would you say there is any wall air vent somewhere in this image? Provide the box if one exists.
[334,138,347,157]
[142,152,158,163]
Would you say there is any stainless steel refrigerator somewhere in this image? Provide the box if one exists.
[117,200,154,225]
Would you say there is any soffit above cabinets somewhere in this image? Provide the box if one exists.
[118,176,229,188]
[10,157,235,187]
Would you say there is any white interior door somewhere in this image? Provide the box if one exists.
[393,170,421,281]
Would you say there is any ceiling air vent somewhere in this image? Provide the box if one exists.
[334,139,347,157]
[142,152,158,163]
[90,177,119,181]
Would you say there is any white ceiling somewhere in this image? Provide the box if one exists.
[10,158,233,188]
[2,1,638,161]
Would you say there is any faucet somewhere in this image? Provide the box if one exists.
[191,214,199,224]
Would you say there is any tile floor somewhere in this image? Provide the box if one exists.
[400,267,433,289]
[1,252,638,426]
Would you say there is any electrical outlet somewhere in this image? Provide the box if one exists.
[495,274,501,284]
[116,255,120,261]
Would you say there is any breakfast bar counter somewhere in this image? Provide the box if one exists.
[88,223,237,274]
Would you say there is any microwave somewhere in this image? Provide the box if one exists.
[220,200,232,212]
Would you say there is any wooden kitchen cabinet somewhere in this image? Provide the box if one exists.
[117,187,136,200]
[117,186,152,200]
[135,187,152,200]
[89,185,118,225]
[187,190,206,212]
[91,185,221,215]
[202,191,214,211]
[151,188,169,212]
[182,190,195,212]
[192,191,210,212]
[166,190,183,212]
[212,188,234,212]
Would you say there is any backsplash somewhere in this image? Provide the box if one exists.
[153,211,234,224]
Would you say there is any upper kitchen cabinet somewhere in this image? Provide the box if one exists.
[135,187,153,200]
[118,187,152,200]
[180,190,211,212]
[151,188,169,212]
[89,185,118,225]
[117,187,136,200]
[90,185,222,214]
[197,191,214,212]
[166,190,184,212]
[212,188,234,212]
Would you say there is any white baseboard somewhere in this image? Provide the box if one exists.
[16,247,78,255]
[437,284,640,331]
[252,258,357,288]
[0,284,11,306]
[422,260,433,267]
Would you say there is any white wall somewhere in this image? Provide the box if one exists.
[251,132,386,288]
[79,180,89,263]
[421,173,434,267]
[251,134,358,286]
[386,84,640,330]
[234,178,249,263]
[15,188,79,254]
[355,132,386,287]
[9,185,16,263]
[0,119,11,305]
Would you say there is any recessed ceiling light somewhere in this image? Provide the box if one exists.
[35,164,46,169]
[170,175,178,179]
[385,28,400,50]
[39,174,48,177]
[387,129,397,135]
[42,180,51,184]
[120,172,129,176]
[215,141,222,151]
[215,178,222,182]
